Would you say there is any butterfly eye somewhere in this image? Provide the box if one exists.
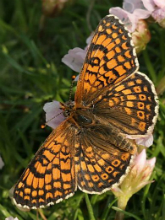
[77,114,92,126]
[64,110,70,117]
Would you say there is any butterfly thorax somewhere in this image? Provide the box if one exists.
[60,101,94,128]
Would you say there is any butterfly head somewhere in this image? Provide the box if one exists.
[60,101,75,117]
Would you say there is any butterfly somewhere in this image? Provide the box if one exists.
[13,14,158,209]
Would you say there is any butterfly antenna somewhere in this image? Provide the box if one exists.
[41,111,64,128]
[69,75,76,102]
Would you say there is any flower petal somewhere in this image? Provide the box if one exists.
[110,7,137,32]
[133,149,147,173]
[153,0,165,8]
[147,157,156,168]
[141,0,156,12]
[43,101,65,129]
[133,8,151,19]
[62,47,86,72]
[135,133,153,147]
[74,74,79,82]
[152,8,165,27]
[123,0,145,13]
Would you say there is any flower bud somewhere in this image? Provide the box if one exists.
[132,20,151,53]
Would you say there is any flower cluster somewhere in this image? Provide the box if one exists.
[62,0,165,65]
[112,149,156,218]
[110,0,165,31]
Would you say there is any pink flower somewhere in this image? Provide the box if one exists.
[141,0,165,27]
[110,2,151,32]
[43,101,65,129]
[110,0,165,32]
[62,47,86,73]
[127,133,154,148]
[152,8,165,27]
[61,34,93,73]
[123,0,145,13]
[141,0,156,12]
[0,155,4,169]
[135,133,154,147]
[5,217,19,220]
[132,19,151,53]
[153,0,165,8]
[112,149,156,210]
[109,7,138,32]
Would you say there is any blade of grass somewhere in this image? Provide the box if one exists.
[84,194,96,220]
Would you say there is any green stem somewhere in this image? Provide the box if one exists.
[84,194,96,220]
[114,196,129,220]
[115,210,125,220]
[156,75,165,95]
[143,49,156,83]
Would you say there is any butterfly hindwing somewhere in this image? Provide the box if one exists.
[74,120,137,193]
[93,72,159,136]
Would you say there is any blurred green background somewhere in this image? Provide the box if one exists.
[0,0,165,219]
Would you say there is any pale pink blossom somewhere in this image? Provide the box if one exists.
[127,133,154,148]
[43,101,65,129]
[152,8,165,27]
[5,217,19,220]
[141,0,165,27]
[110,0,165,32]
[112,149,156,210]
[110,7,137,32]
[132,19,151,53]
[0,155,4,169]
[62,47,86,73]
[110,5,150,32]
[62,33,93,73]
[141,0,156,12]
[123,0,145,13]
[135,133,153,147]
[153,0,165,8]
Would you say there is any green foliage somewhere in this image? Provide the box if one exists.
[0,0,165,219]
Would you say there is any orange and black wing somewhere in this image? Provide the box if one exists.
[93,72,159,136]
[75,14,139,106]
[13,121,77,209]
[75,120,137,193]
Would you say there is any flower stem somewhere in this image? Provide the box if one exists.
[156,75,165,95]
[84,194,96,220]
[115,211,125,220]
[114,196,129,220]
[143,49,156,83]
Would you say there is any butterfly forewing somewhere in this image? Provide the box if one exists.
[75,15,139,106]
[13,121,77,209]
